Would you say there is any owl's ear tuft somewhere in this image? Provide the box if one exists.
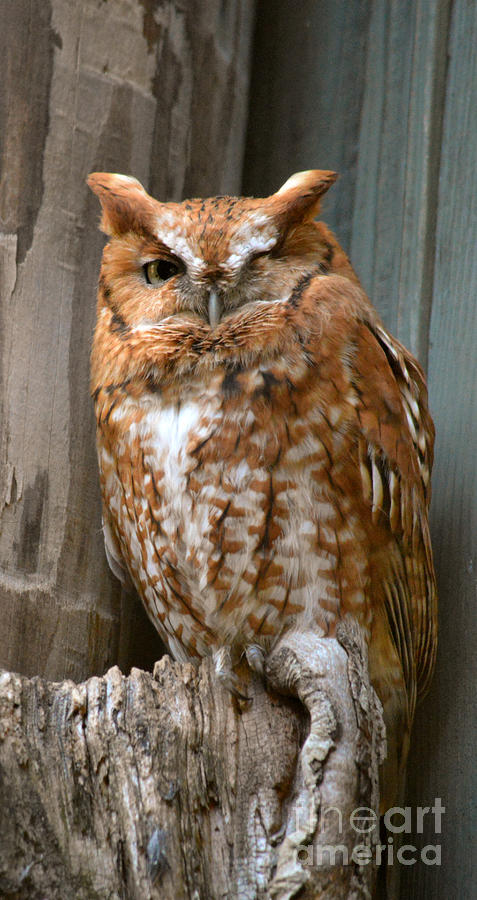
[271,169,338,228]
[87,172,153,237]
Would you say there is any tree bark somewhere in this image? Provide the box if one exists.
[0,620,385,899]
[0,0,255,684]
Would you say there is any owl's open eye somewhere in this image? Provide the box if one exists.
[144,258,182,285]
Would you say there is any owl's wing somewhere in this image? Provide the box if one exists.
[349,317,437,707]
[102,512,130,585]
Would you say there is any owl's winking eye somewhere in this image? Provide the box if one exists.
[144,258,182,285]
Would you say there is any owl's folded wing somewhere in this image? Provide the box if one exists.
[349,317,438,704]
[102,512,130,586]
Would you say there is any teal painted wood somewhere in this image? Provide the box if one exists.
[402,2,477,896]
[243,0,372,252]
[351,0,451,365]
[396,0,451,368]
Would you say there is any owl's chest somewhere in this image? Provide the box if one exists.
[100,365,352,564]
[98,367,363,651]
[104,372,301,555]
[119,383,284,541]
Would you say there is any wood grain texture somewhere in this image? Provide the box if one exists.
[242,0,372,253]
[0,625,384,899]
[401,2,477,896]
[0,0,255,682]
[350,0,451,366]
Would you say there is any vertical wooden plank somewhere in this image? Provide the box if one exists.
[243,0,372,252]
[396,0,451,367]
[351,0,451,365]
[148,0,255,201]
[401,2,477,896]
[351,0,414,331]
[0,0,255,682]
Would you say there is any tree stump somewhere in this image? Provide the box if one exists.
[0,620,385,899]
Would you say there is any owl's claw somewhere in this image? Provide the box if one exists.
[213,647,250,700]
[245,643,266,676]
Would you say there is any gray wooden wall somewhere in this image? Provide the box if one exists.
[0,0,255,681]
[245,1,476,897]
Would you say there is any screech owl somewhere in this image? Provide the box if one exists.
[88,169,437,803]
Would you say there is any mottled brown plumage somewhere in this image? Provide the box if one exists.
[88,170,437,804]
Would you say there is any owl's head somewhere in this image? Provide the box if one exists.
[88,169,357,333]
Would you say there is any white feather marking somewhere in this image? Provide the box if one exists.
[300,520,316,535]
[328,406,342,426]
[359,441,372,502]
[403,386,420,420]
[285,435,326,463]
[152,215,206,272]
[389,470,400,531]
[418,431,427,454]
[370,451,383,523]
[403,402,418,441]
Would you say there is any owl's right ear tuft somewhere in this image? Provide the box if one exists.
[270,169,338,230]
[87,172,153,237]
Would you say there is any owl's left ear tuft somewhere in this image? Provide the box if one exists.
[271,169,338,227]
[87,172,153,237]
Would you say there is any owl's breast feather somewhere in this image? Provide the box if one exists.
[98,371,363,655]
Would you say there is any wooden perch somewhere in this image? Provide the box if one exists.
[0,619,385,899]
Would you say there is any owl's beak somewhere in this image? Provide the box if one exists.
[208,289,222,328]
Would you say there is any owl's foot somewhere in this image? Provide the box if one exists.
[244,643,266,676]
[263,629,356,897]
[213,646,250,701]
[262,624,385,899]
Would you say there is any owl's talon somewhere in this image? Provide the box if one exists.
[245,643,266,676]
[213,647,250,700]
[230,682,251,703]
[220,672,250,702]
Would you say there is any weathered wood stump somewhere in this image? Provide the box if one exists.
[0,621,385,899]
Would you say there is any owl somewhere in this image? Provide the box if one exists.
[88,169,437,805]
